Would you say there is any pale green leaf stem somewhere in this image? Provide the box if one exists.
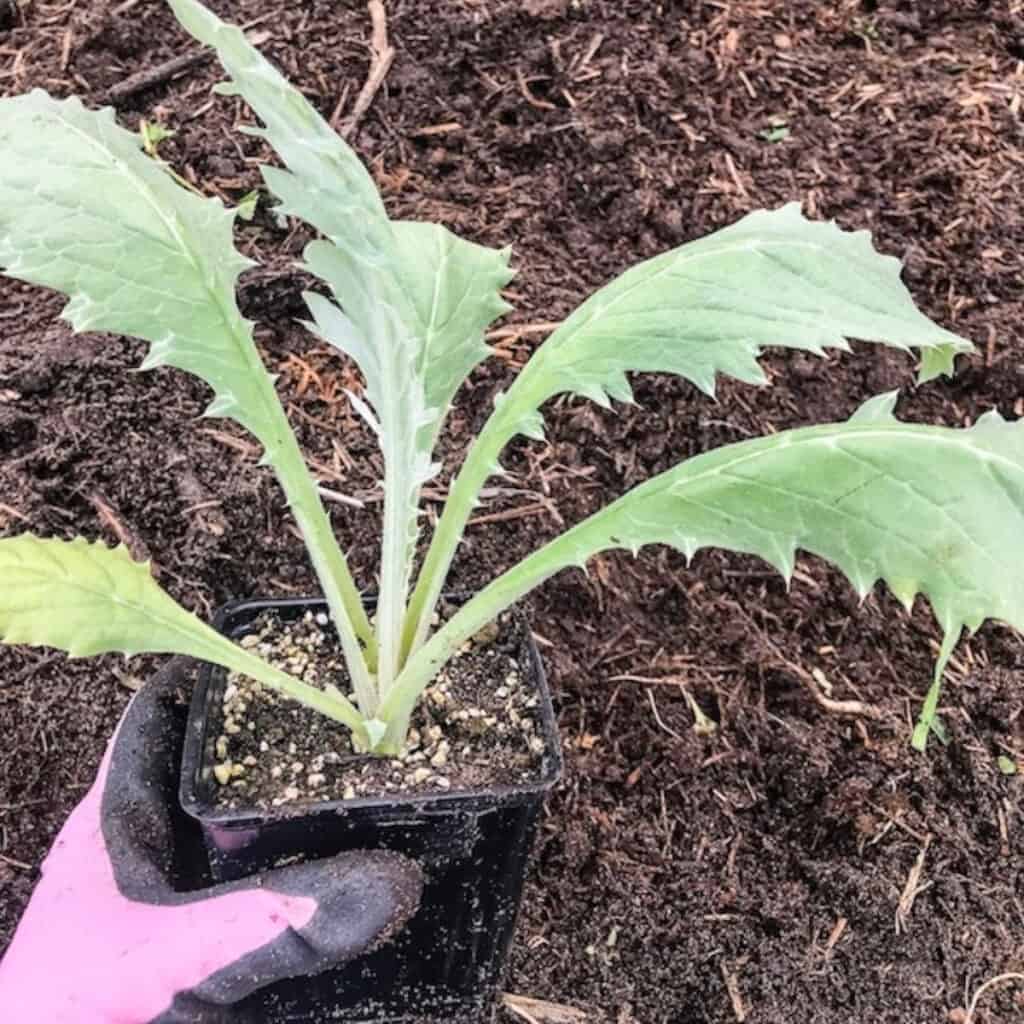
[382,407,1023,750]
[0,537,369,742]
[402,205,975,659]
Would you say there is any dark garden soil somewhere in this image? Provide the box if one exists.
[1,0,1023,1021]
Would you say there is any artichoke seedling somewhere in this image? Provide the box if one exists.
[1,0,1020,755]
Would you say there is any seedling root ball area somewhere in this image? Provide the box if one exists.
[1,2,1022,1022]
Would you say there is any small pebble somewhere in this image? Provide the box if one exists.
[307,773,326,788]
[240,634,259,649]
[473,620,500,645]
[284,785,300,801]
[430,741,450,768]
[230,763,246,779]
[215,735,229,760]
[411,767,432,785]
[213,763,233,786]
[243,755,257,767]
[315,612,329,626]
[343,784,357,800]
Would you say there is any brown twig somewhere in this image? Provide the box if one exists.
[467,501,551,527]
[822,916,848,959]
[964,973,1024,1024]
[895,835,932,935]
[59,28,73,72]
[487,321,562,343]
[88,491,150,563]
[730,601,881,719]
[503,993,587,1023]
[200,428,260,458]
[341,1,395,139]
[0,502,29,524]
[111,0,148,15]
[106,50,213,104]
[516,67,556,111]
[781,655,880,719]
[720,962,748,1022]
[105,29,271,105]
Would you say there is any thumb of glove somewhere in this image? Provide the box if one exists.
[152,848,422,1023]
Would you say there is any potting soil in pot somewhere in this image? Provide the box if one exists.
[208,608,547,808]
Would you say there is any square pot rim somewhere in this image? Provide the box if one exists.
[179,595,564,830]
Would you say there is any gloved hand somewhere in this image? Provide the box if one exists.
[0,659,422,1024]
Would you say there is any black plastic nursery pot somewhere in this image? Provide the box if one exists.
[180,597,563,1024]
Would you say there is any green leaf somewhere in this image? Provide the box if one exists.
[302,224,511,691]
[918,342,965,383]
[139,119,176,154]
[166,0,386,238]
[515,202,972,408]
[998,755,1018,776]
[0,535,369,738]
[403,204,975,658]
[167,0,513,451]
[0,535,215,659]
[0,91,265,432]
[236,188,260,221]
[391,222,513,443]
[0,87,375,697]
[304,286,438,693]
[387,403,1024,730]
[759,124,790,143]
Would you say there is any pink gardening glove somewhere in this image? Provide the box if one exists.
[0,660,422,1023]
